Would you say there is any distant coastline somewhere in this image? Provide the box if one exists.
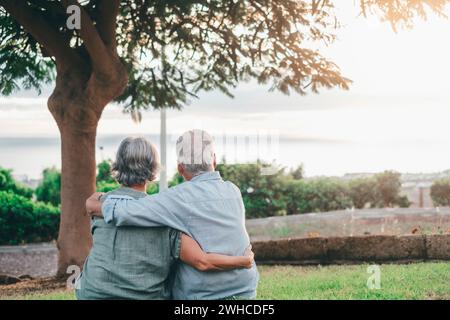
[2,134,450,182]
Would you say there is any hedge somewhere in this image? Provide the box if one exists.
[0,168,33,199]
[0,191,60,245]
[286,178,353,215]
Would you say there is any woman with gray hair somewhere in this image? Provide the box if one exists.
[76,136,253,300]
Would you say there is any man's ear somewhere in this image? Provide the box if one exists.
[212,153,217,169]
[177,163,184,177]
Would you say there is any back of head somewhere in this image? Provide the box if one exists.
[112,136,160,186]
[176,129,215,176]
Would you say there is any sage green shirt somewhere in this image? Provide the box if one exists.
[75,187,181,300]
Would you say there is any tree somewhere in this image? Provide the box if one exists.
[374,171,402,207]
[0,0,447,276]
[348,177,378,209]
[430,179,450,206]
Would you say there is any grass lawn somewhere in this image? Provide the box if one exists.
[257,262,450,300]
[2,262,449,300]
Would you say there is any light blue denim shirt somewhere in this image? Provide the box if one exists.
[101,171,259,300]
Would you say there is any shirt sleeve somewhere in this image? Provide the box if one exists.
[101,189,191,235]
[169,229,182,260]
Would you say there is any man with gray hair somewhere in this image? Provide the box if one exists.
[88,129,258,299]
[176,129,215,178]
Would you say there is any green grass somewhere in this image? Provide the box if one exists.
[3,262,449,300]
[257,262,450,300]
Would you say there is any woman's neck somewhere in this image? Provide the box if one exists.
[125,183,147,193]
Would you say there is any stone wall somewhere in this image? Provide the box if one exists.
[252,234,450,264]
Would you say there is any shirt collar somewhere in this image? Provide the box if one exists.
[190,171,222,182]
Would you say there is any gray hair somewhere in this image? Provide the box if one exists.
[176,129,215,176]
[112,137,160,186]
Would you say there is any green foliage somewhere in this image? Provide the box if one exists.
[35,167,61,206]
[169,172,184,187]
[0,167,33,198]
[0,7,54,95]
[0,162,411,244]
[96,160,115,184]
[2,1,446,112]
[0,191,59,245]
[146,182,159,195]
[219,164,408,218]
[430,178,450,206]
[96,181,120,193]
[217,162,289,218]
[286,178,353,215]
[96,168,182,195]
[288,165,304,180]
[0,0,354,112]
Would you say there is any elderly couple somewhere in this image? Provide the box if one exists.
[77,129,259,300]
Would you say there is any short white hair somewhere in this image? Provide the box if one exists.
[176,129,215,175]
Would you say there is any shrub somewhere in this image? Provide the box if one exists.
[147,182,159,195]
[217,162,288,218]
[0,191,60,245]
[286,178,353,214]
[430,179,450,206]
[96,174,181,195]
[97,160,115,183]
[96,180,120,193]
[0,167,33,199]
[35,167,61,206]
[169,172,184,187]
[396,195,412,208]
[288,165,304,180]
[218,164,408,218]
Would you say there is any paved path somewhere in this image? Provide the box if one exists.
[0,242,57,278]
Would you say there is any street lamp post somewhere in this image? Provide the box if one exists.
[159,108,168,191]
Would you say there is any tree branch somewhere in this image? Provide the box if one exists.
[95,0,120,50]
[0,0,80,69]
[61,0,117,75]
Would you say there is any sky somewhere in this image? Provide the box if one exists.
[1,3,450,178]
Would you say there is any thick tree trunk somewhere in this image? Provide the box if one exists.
[48,63,127,277]
[1,0,126,278]
[56,127,97,277]
[49,75,107,277]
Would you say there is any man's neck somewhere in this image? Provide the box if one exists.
[184,170,214,181]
